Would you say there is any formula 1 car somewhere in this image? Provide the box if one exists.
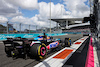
[3,34,71,60]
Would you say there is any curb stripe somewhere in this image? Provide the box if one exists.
[75,42,81,44]
[53,49,73,59]
[81,39,84,40]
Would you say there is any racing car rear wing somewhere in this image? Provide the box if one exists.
[3,37,41,46]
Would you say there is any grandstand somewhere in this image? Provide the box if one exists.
[62,25,90,33]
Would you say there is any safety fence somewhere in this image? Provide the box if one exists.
[0,22,90,34]
[0,22,53,34]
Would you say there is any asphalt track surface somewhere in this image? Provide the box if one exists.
[0,34,83,67]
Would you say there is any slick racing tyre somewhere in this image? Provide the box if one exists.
[11,50,18,60]
[30,43,47,60]
[5,46,13,57]
[64,38,71,47]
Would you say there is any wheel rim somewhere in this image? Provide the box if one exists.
[40,47,46,56]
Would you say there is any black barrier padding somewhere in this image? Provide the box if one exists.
[63,36,90,67]
[75,37,90,53]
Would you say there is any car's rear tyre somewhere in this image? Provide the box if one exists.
[5,47,13,57]
[30,43,47,60]
[11,49,19,60]
[64,38,71,47]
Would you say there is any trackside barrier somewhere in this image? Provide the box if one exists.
[34,36,89,67]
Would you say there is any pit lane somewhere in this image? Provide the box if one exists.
[0,34,83,67]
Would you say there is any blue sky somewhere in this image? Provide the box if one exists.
[19,0,89,18]
[20,9,39,18]
[20,0,64,18]
[38,0,63,4]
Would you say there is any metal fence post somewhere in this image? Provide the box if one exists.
[7,22,9,34]
[20,23,21,33]
[29,25,30,34]
[36,25,37,33]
